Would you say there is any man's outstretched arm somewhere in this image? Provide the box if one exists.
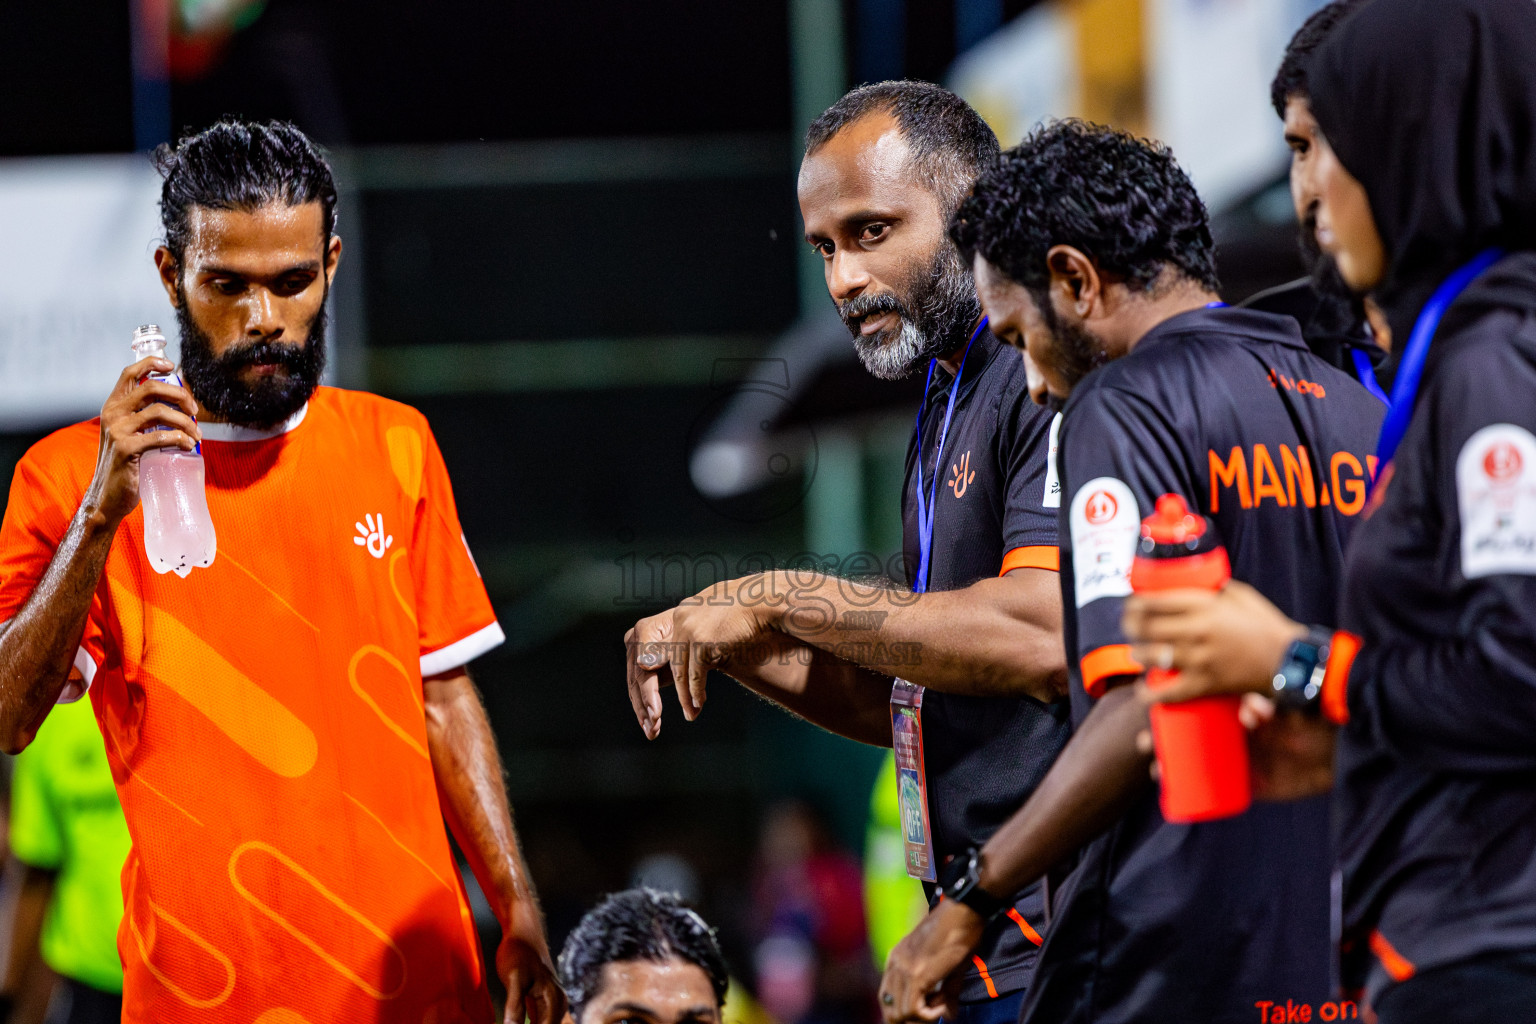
[424,669,564,1024]
[0,357,200,752]
[759,567,1065,700]
[625,612,892,745]
[650,567,1064,721]
[879,682,1152,1023]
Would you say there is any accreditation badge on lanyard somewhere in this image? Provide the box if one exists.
[888,319,985,882]
[890,678,937,881]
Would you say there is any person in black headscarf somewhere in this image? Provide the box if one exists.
[1120,1,1536,1021]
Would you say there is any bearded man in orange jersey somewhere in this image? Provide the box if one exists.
[0,119,562,1024]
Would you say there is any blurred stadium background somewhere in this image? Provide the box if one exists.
[0,0,1327,1014]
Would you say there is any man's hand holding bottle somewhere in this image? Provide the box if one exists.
[1122,581,1337,802]
[87,355,202,528]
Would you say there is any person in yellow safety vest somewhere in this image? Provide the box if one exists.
[0,697,131,1024]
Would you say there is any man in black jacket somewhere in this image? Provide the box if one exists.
[1124,1,1536,1020]
[878,119,1383,1024]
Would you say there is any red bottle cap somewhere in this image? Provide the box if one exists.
[1140,494,1207,545]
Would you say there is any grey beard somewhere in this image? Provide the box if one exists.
[854,316,934,380]
[846,244,981,381]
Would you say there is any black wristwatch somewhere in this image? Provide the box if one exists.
[1271,626,1334,714]
[937,847,1010,923]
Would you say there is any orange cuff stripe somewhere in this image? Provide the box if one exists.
[1007,908,1043,947]
[1081,644,1144,699]
[1000,545,1059,575]
[1369,929,1416,982]
[970,956,1000,999]
[1322,631,1362,725]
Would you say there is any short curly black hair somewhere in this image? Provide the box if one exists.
[805,80,1000,213]
[949,119,1218,299]
[558,890,729,1022]
[1270,0,1369,119]
[153,119,337,266]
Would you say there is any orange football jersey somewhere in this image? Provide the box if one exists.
[0,388,504,1023]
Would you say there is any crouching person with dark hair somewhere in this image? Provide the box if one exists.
[559,890,729,1024]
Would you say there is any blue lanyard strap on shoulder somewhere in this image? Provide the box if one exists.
[1351,348,1390,405]
[1375,248,1504,466]
[912,317,988,594]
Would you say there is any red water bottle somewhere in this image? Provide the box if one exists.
[1129,495,1251,823]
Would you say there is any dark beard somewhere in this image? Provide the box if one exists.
[176,292,328,431]
[1038,292,1112,392]
[838,243,982,380]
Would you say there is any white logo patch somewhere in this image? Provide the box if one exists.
[354,513,394,559]
[1042,412,1063,509]
[1070,476,1140,607]
[1458,424,1536,578]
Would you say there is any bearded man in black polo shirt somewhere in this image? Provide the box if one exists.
[624,81,1066,1024]
[879,120,1384,1024]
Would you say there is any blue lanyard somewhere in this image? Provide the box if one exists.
[1351,348,1390,405]
[912,318,987,593]
[1375,248,1504,466]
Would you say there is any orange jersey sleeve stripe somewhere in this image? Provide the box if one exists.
[1322,630,1362,725]
[1082,644,1145,699]
[1000,545,1059,575]
[969,955,1000,999]
[1007,908,1043,946]
[1369,929,1417,982]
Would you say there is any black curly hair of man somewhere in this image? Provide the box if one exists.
[558,890,729,1022]
[949,119,1219,303]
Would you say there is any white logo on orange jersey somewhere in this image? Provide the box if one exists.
[354,514,394,559]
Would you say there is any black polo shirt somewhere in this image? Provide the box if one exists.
[1020,306,1384,1024]
[899,326,1069,1003]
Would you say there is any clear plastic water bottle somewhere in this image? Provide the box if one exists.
[130,325,216,577]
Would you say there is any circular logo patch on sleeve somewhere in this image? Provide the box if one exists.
[1457,423,1536,578]
[1069,476,1140,607]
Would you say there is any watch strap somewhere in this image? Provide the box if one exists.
[954,880,1010,921]
[939,848,1010,922]
[1271,625,1335,713]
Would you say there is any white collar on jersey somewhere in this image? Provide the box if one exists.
[199,403,309,443]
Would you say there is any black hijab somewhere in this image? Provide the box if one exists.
[1306,0,1536,346]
